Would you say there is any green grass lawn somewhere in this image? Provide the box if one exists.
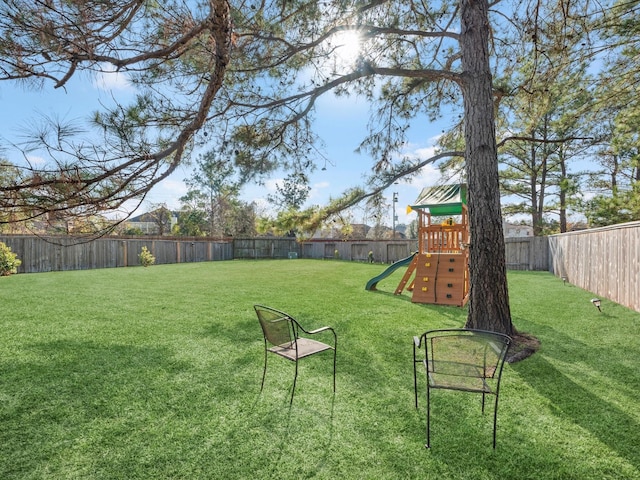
[1,259,639,479]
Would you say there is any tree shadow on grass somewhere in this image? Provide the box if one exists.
[214,361,337,478]
[510,322,640,471]
[0,340,192,477]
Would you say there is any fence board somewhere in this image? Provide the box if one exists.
[386,243,412,263]
[504,237,549,271]
[351,243,370,262]
[549,221,640,313]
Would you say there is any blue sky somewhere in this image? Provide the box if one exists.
[0,66,449,228]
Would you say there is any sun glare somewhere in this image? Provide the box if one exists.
[332,30,362,68]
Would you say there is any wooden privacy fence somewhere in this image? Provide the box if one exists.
[302,238,549,267]
[549,221,640,313]
[234,237,300,259]
[0,235,233,272]
[1,235,548,273]
[504,237,549,271]
[300,240,418,263]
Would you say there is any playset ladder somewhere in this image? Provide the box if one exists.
[394,255,418,295]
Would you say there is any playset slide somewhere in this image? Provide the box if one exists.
[365,252,417,291]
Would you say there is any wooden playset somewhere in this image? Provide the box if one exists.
[395,184,470,306]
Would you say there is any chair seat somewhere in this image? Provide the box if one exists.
[427,360,493,393]
[269,338,333,360]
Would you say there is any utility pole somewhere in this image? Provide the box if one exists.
[392,192,398,239]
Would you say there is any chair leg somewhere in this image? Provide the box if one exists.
[492,395,500,449]
[332,347,337,393]
[413,359,419,409]
[290,359,299,405]
[260,347,268,392]
[426,384,431,448]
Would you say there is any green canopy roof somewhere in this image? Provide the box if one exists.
[410,184,467,216]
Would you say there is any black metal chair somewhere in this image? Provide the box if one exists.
[254,304,337,404]
[413,328,511,448]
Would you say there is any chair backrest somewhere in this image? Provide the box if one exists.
[254,305,296,348]
[425,329,511,381]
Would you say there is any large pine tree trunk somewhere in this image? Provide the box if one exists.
[459,0,514,335]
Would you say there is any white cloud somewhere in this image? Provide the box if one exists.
[252,197,272,216]
[409,163,442,190]
[94,63,133,92]
[264,178,281,192]
[26,155,46,166]
[397,144,442,192]
[308,180,330,202]
[160,178,188,196]
[142,178,188,210]
[579,190,598,202]
[113,199,145,217]
[411,145,438,159]
[242,180,277,215]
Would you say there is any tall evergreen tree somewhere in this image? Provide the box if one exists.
[267,173,311,212]
[498,67,593,235]
[583,0,640,225]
